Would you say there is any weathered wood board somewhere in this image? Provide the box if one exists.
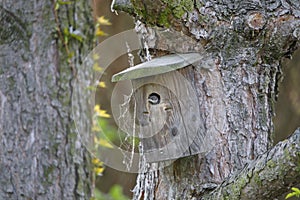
[130,71,212,162]
[112,53,214,162]
[112,53,201,82]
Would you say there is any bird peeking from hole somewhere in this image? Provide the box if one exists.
[128,83,184,151]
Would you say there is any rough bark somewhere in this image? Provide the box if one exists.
[0,0,94,199]
[114,0,300,199]
[202,128,300,200]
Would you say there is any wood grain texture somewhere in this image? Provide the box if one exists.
[123,68,215,162]
[111,53,202,82]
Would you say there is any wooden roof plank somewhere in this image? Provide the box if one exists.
[111,53,201,82]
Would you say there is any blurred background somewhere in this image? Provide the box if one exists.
[93,1,300,199]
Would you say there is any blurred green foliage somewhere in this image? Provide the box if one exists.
[97,118,119,142]
[92,185,129,200]
[286,187,300,199]
[97,117,140,149]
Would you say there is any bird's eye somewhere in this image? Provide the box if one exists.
[148,93,160,105]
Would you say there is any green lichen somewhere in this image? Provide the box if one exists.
[173,0,194,18]
[43,165,55,184]
[284,147,292,160]
[0,6,30,45]
[239,176,248,188]
[221,175,249,200]
[253,172,262,187]
[266,160,276,168]
[157,7,172,27]
[130,0,147,20]
[288,147,300,173]
[7,76,15,89]
[162,0,193,18]
[130,0,194,27]
[68,130,78,157]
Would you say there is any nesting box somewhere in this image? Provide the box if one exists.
[112,53,211,162]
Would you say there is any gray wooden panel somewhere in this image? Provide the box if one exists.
[111,53,201,82]
[125,69,213,162]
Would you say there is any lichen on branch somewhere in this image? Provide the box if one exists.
[203,128,300,200]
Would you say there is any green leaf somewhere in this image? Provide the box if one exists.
[286,188,300,199]
[85,86,97,91]
[63,27,69,35]
[286,192,296,199]
[92,188,106,200]
[68,51,74,59]
[55,2,60,10]
[57,0,72,5]
[109,185,129,200]
[292,187,300,195]
[70,33,83,42]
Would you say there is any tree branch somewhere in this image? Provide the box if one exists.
[203,128,300,200]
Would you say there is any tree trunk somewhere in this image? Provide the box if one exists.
[114,0,300,199]
[0,0,94,199]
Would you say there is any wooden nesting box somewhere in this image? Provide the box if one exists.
[112,53,210,162]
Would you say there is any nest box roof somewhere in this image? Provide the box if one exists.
[111,53,201,82]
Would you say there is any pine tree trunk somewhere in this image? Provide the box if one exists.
[0,1,94,199]
[114,0,300,199]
